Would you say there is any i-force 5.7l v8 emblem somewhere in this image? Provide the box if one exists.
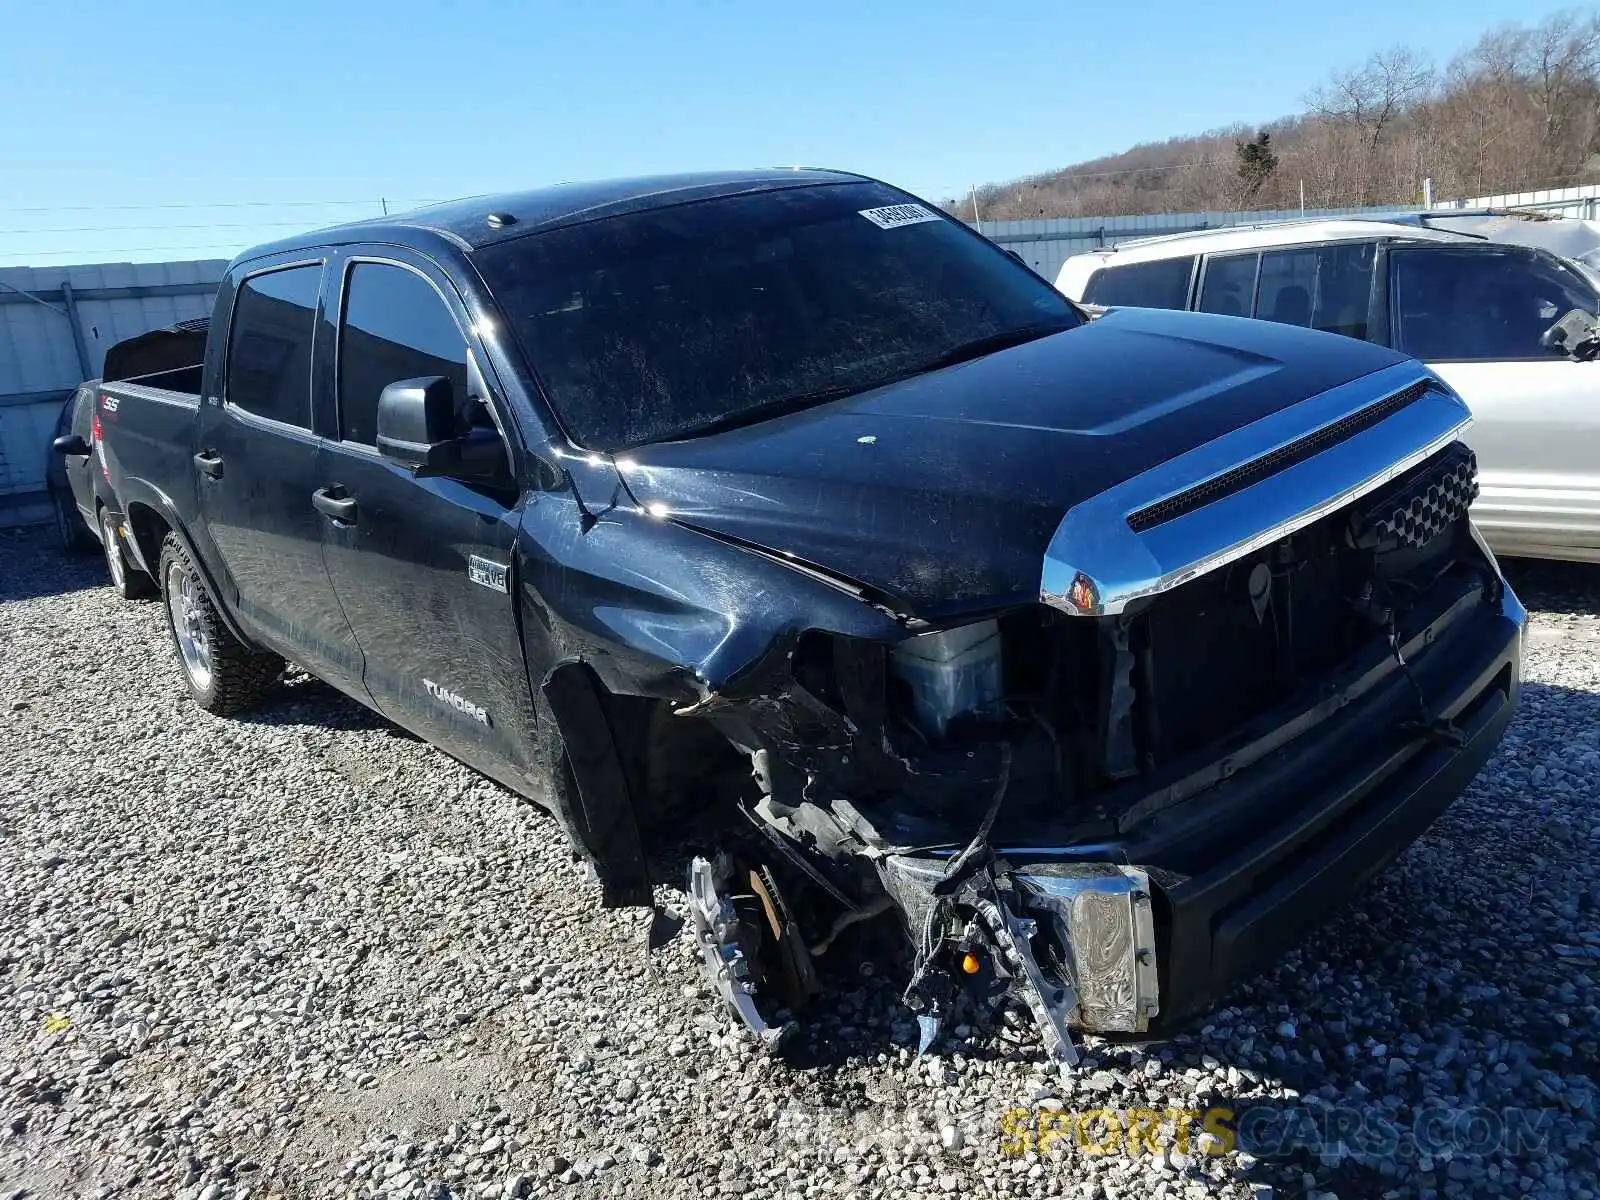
[468,555,510,593]
[422,679,490,725]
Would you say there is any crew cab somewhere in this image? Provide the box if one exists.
[94,170,1524,1063]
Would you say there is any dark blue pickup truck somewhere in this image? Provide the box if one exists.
[94,169,1524,1062]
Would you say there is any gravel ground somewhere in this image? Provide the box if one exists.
[1,525,1597,1200]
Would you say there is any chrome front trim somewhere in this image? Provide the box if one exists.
[1041,364,1473,616]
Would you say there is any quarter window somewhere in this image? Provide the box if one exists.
[337,263,470,447]
[1391,247,1600,361]
[1081,257,1195,309]
[226,266,322,428]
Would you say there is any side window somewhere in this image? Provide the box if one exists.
[226,265,322,428]
[1255,250,1317,327]
[337,263,470,447]
[1081,257,1195,310]
[1311,242,1376,340]
[1392,247,1600,361]
[1197,254,1258,316]
[1255,244,1377,340]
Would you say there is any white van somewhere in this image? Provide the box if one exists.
[1055,218,1600,564]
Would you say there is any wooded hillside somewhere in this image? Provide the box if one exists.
[952,9,1600,220]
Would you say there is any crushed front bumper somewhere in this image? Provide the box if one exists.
[1149,580,1523,1027]
[879,583,1524,1061]
[688,580,1523,1065]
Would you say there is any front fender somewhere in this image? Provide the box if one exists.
[516,489,906,701]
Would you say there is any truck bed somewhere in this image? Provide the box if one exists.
[98,368,203,553]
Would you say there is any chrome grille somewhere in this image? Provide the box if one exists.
[1126,379,1436,534]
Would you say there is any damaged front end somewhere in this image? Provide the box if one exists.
[680,368,1521,1065]
[879,856,1159,1065]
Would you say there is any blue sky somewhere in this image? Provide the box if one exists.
[0,0,1582,267]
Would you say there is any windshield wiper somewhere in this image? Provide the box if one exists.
[911,322,1075,374]
[669,323,1074,442]
[678,382,885,440]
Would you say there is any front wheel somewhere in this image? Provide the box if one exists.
[100,508,156,600]
[159,534,283,715]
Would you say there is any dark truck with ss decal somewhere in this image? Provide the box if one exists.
[94,169,1524,1063]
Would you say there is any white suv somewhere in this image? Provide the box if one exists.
[1056,218,1600,564]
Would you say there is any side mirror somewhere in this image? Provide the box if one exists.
[1540,309,1600,361]
[376,376,507,481]
[52,434,91,456]
[376,376,466,470]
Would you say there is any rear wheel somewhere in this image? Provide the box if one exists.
[159,533,283,715]
[100,508,156,599]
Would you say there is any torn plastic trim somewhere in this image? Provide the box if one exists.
[1041,364,1472,616]
[877,852,1160,1064]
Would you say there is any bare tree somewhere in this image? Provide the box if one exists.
[1307,46,1436,202]
[950,9,1600,223]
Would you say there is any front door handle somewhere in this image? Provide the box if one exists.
[194,450,224,479]
[312,486,358,525]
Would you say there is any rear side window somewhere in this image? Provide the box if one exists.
[1256,244,1376,339]
[337,263,470,447]
[1255,250,1317,327]
[1197,254,1258,316]
[226,265,322,428]
[1081,258,1195,309]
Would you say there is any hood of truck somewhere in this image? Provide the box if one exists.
[613,308,1411,619]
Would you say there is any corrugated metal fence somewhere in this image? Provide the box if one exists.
[0,260,225,528]
[1432,182,1600,219]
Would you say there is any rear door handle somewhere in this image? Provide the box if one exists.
[194,450,224,479]
[312,486,358,525]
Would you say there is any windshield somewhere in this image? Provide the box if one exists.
[476,181,1082,450]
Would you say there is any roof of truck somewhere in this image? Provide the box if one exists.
[236,168,874,264]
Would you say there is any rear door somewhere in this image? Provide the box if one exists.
[315,250,537,781]
[194,260,368,696]
[1385,244,1600,559]
[1196,242,1380,339]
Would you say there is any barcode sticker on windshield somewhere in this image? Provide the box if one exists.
[858,203,941,230]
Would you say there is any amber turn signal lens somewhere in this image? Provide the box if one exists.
[960,952,981,975]
[1067,572,1100,613]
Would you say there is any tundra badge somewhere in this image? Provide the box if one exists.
[468,555,509,593]
[422,679,491,725]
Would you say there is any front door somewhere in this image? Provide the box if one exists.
[194,261,367,696]
[315,254,537,783]
[1387,244,1600,561]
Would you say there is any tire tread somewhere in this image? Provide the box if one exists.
[157,533,283,716]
